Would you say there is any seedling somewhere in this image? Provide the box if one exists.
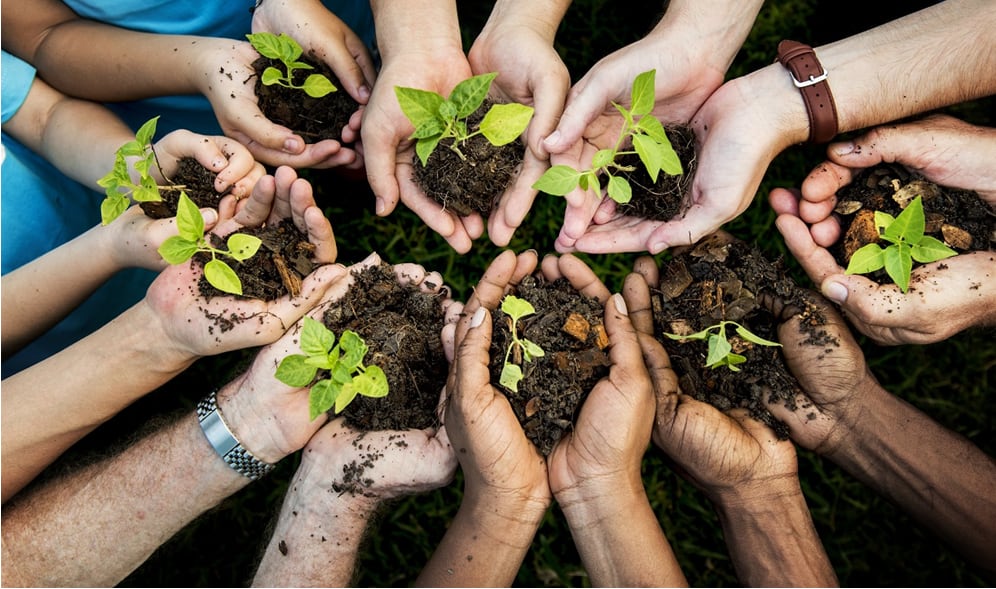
[498,295,546,392]
[275,317,389,420]
[663,321,781,372]
[97,116,178,224]
[394,72,535,166]
[533,69,683,204]
[844,195,957,293]
[246,32,337,98]
[157,192,262,295]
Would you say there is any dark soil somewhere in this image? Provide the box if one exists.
[831,163,995,277]
[614,124,698,221]
[412,100,524,218]
[321,262,449,432]
[488,274,610,456]
[649,232,838,438]
[141,157,227,219]
[252,55,359,144]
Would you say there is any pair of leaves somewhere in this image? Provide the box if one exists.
[845,196,957,292]
[498,295,546,392]
[246,32,337,98]
[274,317,389,420]
[97,117,162,224]
[663,321,781,373]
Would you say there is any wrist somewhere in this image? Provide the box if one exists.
[211,378,296,465]
[557,475,648,530]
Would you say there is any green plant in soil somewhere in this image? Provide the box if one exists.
[844,195,957,292]
[275,316,389,420]
[246,32,337,98]
[394,72,535,166]
[157,192,262,296]
[532,69,683,204]
[97,116,178,224]
[497,294,546,392]
[663,320,781,372]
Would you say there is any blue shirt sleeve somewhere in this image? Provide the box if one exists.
[2,51,37,124]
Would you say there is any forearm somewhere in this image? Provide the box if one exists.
[558,482,687,586]
[481,0,571,42]
[370,0,463,62]
[714,482,837,586]
[0,412,247,586]
[650,0,764,73]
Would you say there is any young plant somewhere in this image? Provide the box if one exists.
[498,295,546,392]
[246,32,337,98]
[845,195,958,292]
[663,321,781,372]
[274,317,389,420]
[394,72,535,166]
[157,192,262,296]
[97,116,176,224]
[533,69,683,204]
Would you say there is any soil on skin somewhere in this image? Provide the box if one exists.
[141,157,227,219]
[322,262,449,432]
[614,124,698,221]
[412,100,524,218]
[830,163,995,281]
[252,55,358,144]
[650,232,838,438]
[488,275,610,456]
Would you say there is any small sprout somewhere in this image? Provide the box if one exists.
[498,295,546,392]
[533,69,683,204]
[394,72,535,165]
[275,317,388,420]
[157,192,262,295]
[844,195,957,292]
[246,32,337,98]
[97,116,179,224]
[663,320,781,372]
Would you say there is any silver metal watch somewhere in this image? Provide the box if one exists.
[196,391,275,481]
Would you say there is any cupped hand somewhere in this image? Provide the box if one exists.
[153,130,266,200]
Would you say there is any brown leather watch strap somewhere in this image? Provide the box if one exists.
[776,40,838,144]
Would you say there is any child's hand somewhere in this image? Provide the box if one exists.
[103,204,219,272]
[152,130,266,199]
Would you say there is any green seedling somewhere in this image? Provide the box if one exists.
[157,192,262,296]
[844,195,957,293]
[533,69,682,204]
[275,317,389,420]
[498,295,546,392]
[246,32,337,98]
[394,72,535,166]
[97,116,177,224]
[663,320,781,372]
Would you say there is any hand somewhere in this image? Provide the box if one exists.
[468,11,571,246]
[771,187,996,345]
[152,130,266,200]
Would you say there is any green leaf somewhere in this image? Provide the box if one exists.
[591,148,615,170]
[204,259,244,295]
[101,195,129,225]
[300,317,335,357]
[911,235,958,264]
[606,175,632,204]
[845,243,886,275]
[883,244,913,292]
[309,378,341,420]
[157,235,199,264]
[438,100,458,120]
[338,330,369,369]
[733,324,781,347]
[225,233,262,261]
[705,333,733,368]
[246,32,285,60]
[612,101,635,129]
[480,103,534,146]
[873,210,896,237]
[885,196,925,243]
[662,328,712,341]
[501,295,536,320]
[722,353,747,371]
[533,165,582,196]
[334,381,360,413]
[303,74,336,98]
[635,114,668,144]
[331,361,354,384]
[499,363,524,392]
[415,135,441,167]
[174,192,204,241]
[134,116,159,147]
[410,119,444,140]
[394,86,445,129]
[289,60,313,72]
[630,70,656,117]
[261,67,284,86]
[354,365,389,398]
[449,72,497,118]
[632,134,663,183]
[277,34,303,62]
[275,354,318,387]
[520,339,545,361]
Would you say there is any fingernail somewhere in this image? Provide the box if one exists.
[831,141,856,156]
[201,208,218,224]
[543,130,561,148]
[358,84,371,101]
[822,280,849,304]
[649,240,668,254]
[283,138,301,153]
[375,197,386,216]
[613,293,628,315]
[470,307,486,328]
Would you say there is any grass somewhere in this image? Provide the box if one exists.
[95,0,996,586]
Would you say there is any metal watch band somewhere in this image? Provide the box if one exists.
[776,40,839,144]
[196,391,275,481]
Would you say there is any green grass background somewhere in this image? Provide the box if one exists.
[101,0,996,586]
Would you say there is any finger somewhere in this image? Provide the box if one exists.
[646,203,727,253]
[393,263,426,286]
[768,187,801,217]
[542,78,604,154]
[304,206,337,264]
[456,250,535,345]
[774,213,843,286]
[725,407,780,445]
[623,272,654,336]
[539,253,562,281]
[361,123,403,216]
[489,153,543,247]
[210,138,258,193]
[557,254,611,303]
[231,174,276,228]
[557,185,604,248]
[453,306,495,409]
[799,160,855,207]
[604,293,645,381]
[592,194,618,224]
[632,255,660,289]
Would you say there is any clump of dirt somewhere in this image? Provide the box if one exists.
[321,262,449,432]
[141,157,227,219]
[614,123,698,221]
[488,274,610,456]
[649,232,838,438]
[252,55,359,144]
[412,100,524,218]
